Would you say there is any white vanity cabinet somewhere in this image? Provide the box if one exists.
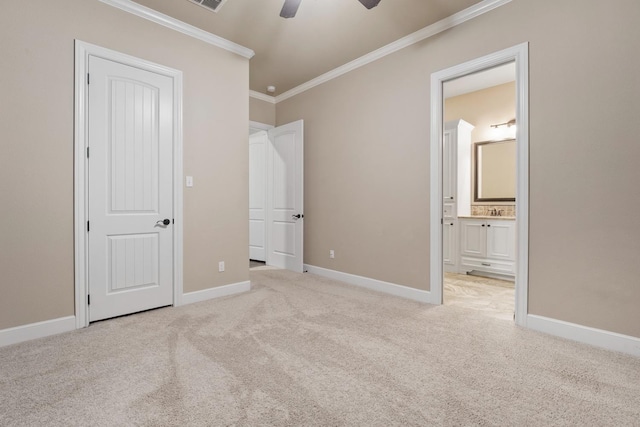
[459,218,515,277]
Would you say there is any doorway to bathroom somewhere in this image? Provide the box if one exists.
[430,44,529,326]
[442,63,516,321]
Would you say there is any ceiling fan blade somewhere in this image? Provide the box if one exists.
[280,0,302,18]
[357,0,381,9]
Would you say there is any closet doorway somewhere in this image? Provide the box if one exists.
[249,120,305,273]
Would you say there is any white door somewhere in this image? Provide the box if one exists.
[249,131,268,261]
[266,120,304,272]
[88,55,174,322]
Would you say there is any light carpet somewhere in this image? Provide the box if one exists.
[1,269,639,426]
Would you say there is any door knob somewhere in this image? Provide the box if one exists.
[156,219,171,226]
[292,214,303,219]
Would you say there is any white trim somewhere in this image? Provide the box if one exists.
[74,40,184,327]
[172,67,185,309]
[275,0,511,103]
[304,265,434,304]
[527,315,640,358]
[98,0,254,59]
[249,121,274,132]
[249,91,276,104]
[0,316,76,348]
[430,43,529,326]
[182,281,252,305]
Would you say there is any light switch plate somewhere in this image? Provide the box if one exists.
[186,176,193,187]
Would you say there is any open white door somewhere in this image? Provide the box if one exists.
[87,55,174,322]
[266,120,304,272]
[249,131,268,261]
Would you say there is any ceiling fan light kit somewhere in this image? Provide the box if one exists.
[280,0,381,19]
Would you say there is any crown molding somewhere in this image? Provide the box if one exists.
[249,90,276,104]
[275,0,511,103]
[99,0,255,59]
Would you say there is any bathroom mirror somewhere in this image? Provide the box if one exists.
[474,139,516,202]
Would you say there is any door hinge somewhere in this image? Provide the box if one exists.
[87,221,90,232]
[441,218,443,225]
[172,218,175,224]
[88,294,90,305]
[86,147,89,158]
[87,73,90,85]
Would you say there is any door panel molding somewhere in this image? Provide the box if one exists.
[74,40,183,328]
[430,43,529,326]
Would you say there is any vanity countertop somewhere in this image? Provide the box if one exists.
[458,215,515,220]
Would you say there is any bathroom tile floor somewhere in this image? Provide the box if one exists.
[444,272,515,321]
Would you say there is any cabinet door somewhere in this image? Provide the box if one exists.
[443,220,457,268]
[486,220,516,261]
[460,220,486,257]
[442,130,455,202]
[443,203,455,219]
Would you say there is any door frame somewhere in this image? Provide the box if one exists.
[74,40,184,328]
[430,43,529,326]
[249,121,274,133]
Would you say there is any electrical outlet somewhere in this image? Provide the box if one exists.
[329,250,335,259]
[218,261,225,272]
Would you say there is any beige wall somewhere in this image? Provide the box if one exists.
[277,0,640,338]
[0,0,249,330]
[250,97,276,126]
[445,83,516,205]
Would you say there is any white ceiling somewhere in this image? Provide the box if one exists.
[443,62,516,99]
[132,0,483,95]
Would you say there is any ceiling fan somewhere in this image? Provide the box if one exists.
[280,0,382,18]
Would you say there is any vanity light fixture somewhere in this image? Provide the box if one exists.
[490,119,516,129]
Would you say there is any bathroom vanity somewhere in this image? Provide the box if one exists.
[458,216,515,278]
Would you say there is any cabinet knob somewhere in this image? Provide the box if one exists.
[487,224,491,227]
[481,224,485,227]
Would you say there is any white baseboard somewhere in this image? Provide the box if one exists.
[527,314,640,358]
[304,264,433,304]
[0,316,76,348]
[182,280,251,305]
